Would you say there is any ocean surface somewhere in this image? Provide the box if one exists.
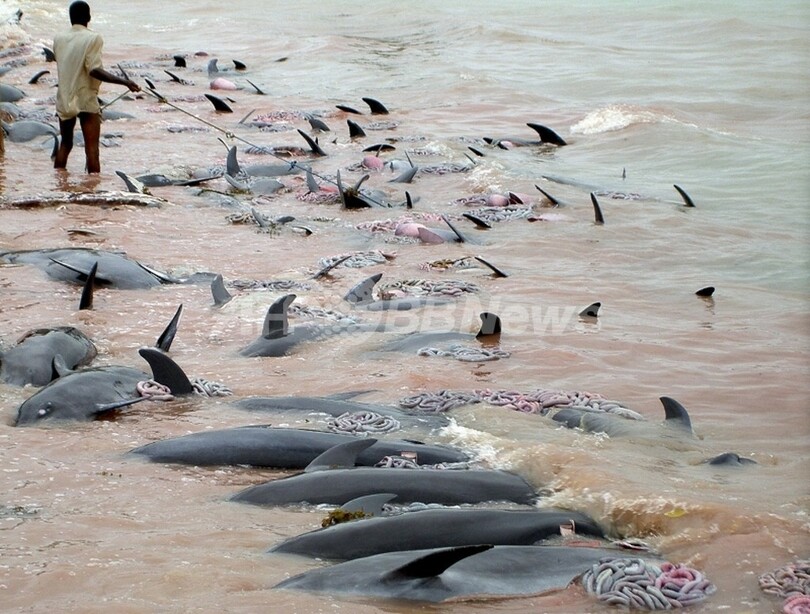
[1,1,808,612]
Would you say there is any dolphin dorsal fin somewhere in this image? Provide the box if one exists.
[590,193,605,225]
[579,302,601,318]
[211,274,233,306]
[156,304,183,352]
[296,128,327,157]
[673,184,696,207]
[362,97,389,115]
[660,396,693,432]
[305,168,320,193]
[138,347,194,395]
[441,214,467,243]
[226,146,241,176]
[383,545,493,580]
[304,438,378,473]
[526,123,567,146]
[262,294,296,338]
[339,493,396,516]
[476,312,502,337]
[344,274,382,304]
[51,354,73,381]
[78,261,98,310]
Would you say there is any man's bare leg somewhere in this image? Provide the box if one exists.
[79,112,102,173]
[54,116,76,169]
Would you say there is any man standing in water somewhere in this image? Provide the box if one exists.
[53,1,140,173]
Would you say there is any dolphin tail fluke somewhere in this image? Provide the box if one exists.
[296,128,327,157]
[78,262,97,310]
[138,347,194,395]
[590,193,605,225]
[383,545,493,581]
[338,493,396,516]
[211,274,233,306]
[660,396,693,432]
[344,273,383,304]
[304,438,379,473]
[156,304,183,352]
[526,123,567,146]
[476,312,502,337]
[262,294,296,339]
[673,184,696,207]
[362,97,389,115]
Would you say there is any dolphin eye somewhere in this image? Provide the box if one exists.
[37,402,53,417]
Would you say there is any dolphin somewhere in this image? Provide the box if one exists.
[0,83,25,103]
[343,273,452,312]
[231,394,445,427]
[484,122,567,148]
[377,312,502,354]
[703,452,757,466]
[128,426,468,468]
[270,506,604,561]
[231,439,536,507]
[1,119,58,142]
[225,146,306,178]
[551,396,694,437]
[14,348,193,425]
[238,294,365,358]
[0,248,216,290]
[274,544,648,603]
[0,327,97,387]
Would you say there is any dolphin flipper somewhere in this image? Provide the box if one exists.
[94,396,149,415]
[383,545,493,580]
[211,274,233,306]
[156,304,183,352]
[304,438,379,473]
[78,262,98,310]
[51,354,72,381]
[262,294,296,339]
[138,347,194,395]
[344,273,383,305]
[659,396,693,432]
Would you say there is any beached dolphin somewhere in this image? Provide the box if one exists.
[551,396,694,437]
[484,122,567,148]
[238,294,366,358]
[343,273,452,312]
[0,248,216,290]
[0,327,97,387]
[703,452,757,466]
[1,119,58,142]
[274,544,641,602]
[225,145,307,178]
[0,83,25,103]
[128,426,468,468]
[377,312,501,354]
[270,506,604,560]
[231,439,536,507]
[14,348,193,425]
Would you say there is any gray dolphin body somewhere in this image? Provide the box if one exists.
[1,119,58,142]
[231,395,448,430]
[551,396,694,437]
[275,544,631,602]
[0,83,25,103]
[0,248,215,290]
[231,466,537,508]
[0,327,97,387]
[129,426,468,468]
[271,507,604,561]
[377,312,502,353]
[343,274,451,312]
[14,348,192,426]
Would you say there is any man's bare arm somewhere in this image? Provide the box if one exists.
[89,67,141,92]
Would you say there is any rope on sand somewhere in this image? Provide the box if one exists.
[190,377,232,397]
[417,344,511,362]
[581,557,716,609]
[374,455,471,470]
[136,380,174,401]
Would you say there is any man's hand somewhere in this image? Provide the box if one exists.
[126,80,141,93]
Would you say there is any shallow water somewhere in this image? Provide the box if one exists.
[1,1,808,612]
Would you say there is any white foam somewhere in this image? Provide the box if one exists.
[571,104,668,135]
